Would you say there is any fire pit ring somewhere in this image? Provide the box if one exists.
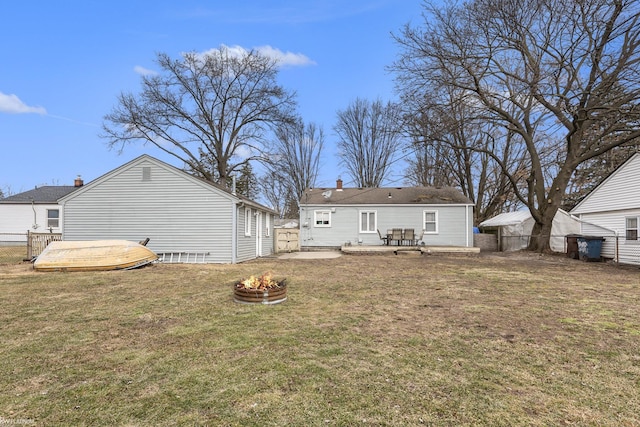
[233,278,287,305]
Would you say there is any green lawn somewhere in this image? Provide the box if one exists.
[1,253,639,426]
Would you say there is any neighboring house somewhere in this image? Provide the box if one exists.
[0,178,83,242]
[299,180,474,249]
[58,155,276,263]
[478,209,581,252]
[570,152,640,266]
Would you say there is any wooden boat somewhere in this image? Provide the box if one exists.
[34,240,158,272]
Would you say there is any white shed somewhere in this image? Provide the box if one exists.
[479,209,581,252]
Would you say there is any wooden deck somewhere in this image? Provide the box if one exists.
[340,245,480,255]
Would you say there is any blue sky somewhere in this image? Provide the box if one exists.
[1,1,424,196]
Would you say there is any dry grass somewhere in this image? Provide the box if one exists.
[1,252,639,426]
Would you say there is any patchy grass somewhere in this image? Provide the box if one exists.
[1,253,639,426]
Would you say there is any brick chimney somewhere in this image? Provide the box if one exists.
[74,175,84,187]
[336,178,343,191]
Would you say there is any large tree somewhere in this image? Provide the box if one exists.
[262,119,324,216]
[334,98,403,187]
[393,0,640,251]
[102,46,297,185]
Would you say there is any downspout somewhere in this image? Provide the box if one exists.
[232,202,241,264]
[466,204,471,247]
[31,198,39,229]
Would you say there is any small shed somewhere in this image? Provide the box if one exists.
[478,209,581,252]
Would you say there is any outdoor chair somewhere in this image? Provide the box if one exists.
[404,228,415,246]
[377,229,389,246]
[391,228,403,245]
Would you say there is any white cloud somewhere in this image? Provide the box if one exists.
[0,92,46,114]
[255,45,316,67]
[196,44,315,68]
[134,65,158,76]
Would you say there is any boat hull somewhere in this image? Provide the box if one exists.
[33,240,158,272]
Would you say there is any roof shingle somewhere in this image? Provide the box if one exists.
[301,186,472,205]
[0,186,78,203]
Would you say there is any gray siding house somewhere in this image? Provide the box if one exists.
[299,180,474,249]
[570,152,640,266]
[59,155,275,263]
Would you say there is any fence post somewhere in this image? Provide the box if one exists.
[27,229,32,259]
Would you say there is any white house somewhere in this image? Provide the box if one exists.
[59,155,276,263]
[0,178,83,243]
[299,180,475,250]
[570,152,640,266]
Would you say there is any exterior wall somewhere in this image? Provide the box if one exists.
[0,203,63,240]
[235,206,275,262]
[572,154,640,215]
[61,158,236,263]
[575,209,640,265]
[262,213,274,256]
[236,205,254,263]
[300,204,473,248]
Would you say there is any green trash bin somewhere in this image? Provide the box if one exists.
[577,236,605,262]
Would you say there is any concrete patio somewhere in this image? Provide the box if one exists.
[340,245,480,255]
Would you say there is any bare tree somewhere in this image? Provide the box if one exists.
[102,46,297,185]
[263,119,324,215]
[402,85,525,223]
[393,0,640,251]
[259,170,291,218]
[334,98,403,187]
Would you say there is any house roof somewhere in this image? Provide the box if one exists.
[57,154,277,215]
[301,186,473,205]
[0,186,78,204]
[570,152,640,214]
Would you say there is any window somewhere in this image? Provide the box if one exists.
[314,210,331,227]
[423,210,438,233]
[359,211,376,233]
[47,209,60,228]
[265,214,271,237]
[245,208,252,236]
[626,217,638,241]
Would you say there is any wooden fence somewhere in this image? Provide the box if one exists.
[27,231,62,259]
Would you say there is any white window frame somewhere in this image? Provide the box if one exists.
[625,216,638,241]
[245,208,252,236]
[314,210,331,227]
[265,214,271,237]
[359,210,377,233]
[423,210,438,234]
[47,209,60,228]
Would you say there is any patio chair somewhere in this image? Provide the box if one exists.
[377,229,389,246]
[404,228,415,246]
[391,228,403,246]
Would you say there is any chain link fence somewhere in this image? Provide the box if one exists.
[0,233,28,263]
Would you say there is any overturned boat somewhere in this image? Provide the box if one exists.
[34,240,158,272]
